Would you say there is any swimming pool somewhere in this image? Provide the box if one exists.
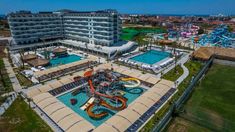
[57,87,145,127]
[48,54,82,67]
[130,50,170,65]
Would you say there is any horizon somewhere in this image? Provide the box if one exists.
[1,0,235,15]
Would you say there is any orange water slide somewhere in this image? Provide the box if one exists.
[100,96,127,111]
[86,97,127,119]
[86,103,108,119]
[87,78,127,110]
[84,70,127,119]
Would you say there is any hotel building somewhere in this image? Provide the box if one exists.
[8,10,121,46]
[8,10,135,58]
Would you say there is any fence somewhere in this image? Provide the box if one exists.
[151,56,214,132]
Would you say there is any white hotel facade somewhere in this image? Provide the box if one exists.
[8,10,135,57]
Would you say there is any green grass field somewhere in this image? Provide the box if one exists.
[0,97,52,132]
[120,27,166,41]
[166,64,235,132]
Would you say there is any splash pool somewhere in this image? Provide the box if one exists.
[57,87,145,127]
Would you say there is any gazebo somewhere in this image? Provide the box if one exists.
[27,58,50,67]
[53,48,67,57]
[22,54,37,62]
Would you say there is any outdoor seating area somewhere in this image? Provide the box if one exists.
[118,57,176,72]
[96,63,161,85]
[49,78,85,96]
[27,58,50,67]
[27,77,75,98]
[126,88,176,132]
[22,54,37,62]
[32,92,95,132]
[34,60,98,82]
[94,79,176,132]
[117,48,184,73]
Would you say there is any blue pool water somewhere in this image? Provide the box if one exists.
[48,54,82,67]
[130,50,170,65]
[57,87,145,127]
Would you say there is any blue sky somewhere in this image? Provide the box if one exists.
[0,0,235,15]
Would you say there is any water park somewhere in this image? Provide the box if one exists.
[153,24,200,41]
[26,62,177,131]
[58,69,144,126]
[195,25,235,48]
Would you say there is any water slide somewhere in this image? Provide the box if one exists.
[121,78,141,88]
[87,79,127,109]
[86,103,108,119]
[84,70,127,118]
[80,97,95,110]
[86,98,127,119]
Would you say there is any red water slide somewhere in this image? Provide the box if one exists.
[84,70,127,118]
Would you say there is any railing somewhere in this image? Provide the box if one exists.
[151,56,214,132]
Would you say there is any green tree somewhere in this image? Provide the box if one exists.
[198,28,204,35]
[228,25,233,32]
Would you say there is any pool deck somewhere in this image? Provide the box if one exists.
[26,63,177,131]
[125,49,173,67]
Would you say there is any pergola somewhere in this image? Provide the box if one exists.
[27,58,49,67]
[22,54,37,62]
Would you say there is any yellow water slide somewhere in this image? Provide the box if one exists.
[121,78,141,88]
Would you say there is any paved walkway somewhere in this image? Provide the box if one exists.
[3,58,22,92]
[176,61,189,85]
[0,58,21,116]
[157,53,190,78]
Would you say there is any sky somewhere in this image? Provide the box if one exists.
[0,0,235,15]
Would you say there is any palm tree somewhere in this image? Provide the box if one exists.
[19,50,25,68]
[26,97,32,108]
[85,43,88,53]
[173,42,179,73]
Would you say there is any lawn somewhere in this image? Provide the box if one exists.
[0,97,52,132]
[16,74,33,87]
[162,65,184,82]
[120,27,167,41]
[13,67,33,88]
[121,28,139,40]
[166,64,235,132]
[141,60,203,131]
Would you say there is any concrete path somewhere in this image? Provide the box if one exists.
[0,58,22,115]
[0,58,21,116]
[3,58,22,92]
[157,53,190,78]
[176,62,189,85]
